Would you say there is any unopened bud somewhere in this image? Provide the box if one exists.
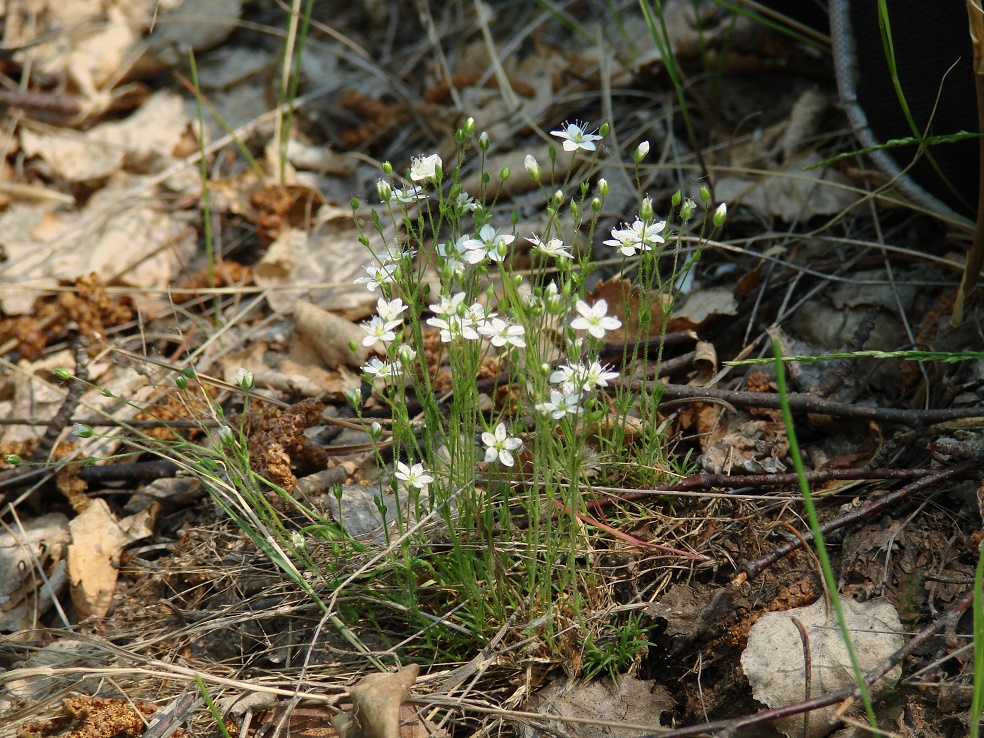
[597,178,609,197]
[552,190,565,207]
[499,167,510,181]
[599,122,610,136]
[376,180,392,203]
[699,185,711,203]
[463,117,476,136]
[639,197,654,222]
[54,368,72,380]
[525,154,541,182]
[671,190,682,207]
[382,161,393,175]
[218,425,236,446]
[479,131,490,151]
[633,140,650,163]
[713,202,728,227]
[591,196,602,213]
[73,423,93,439]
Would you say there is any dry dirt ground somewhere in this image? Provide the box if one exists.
[0,2,982,737]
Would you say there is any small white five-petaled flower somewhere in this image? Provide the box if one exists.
[461,224,515,264]
[395,461,434,491]
[482,423,523,467]
[528,234,573,260]
[535,390,583,419]
[478,318,526,348]
[354,263,398,291]
[361,315,401,347]
[570,299,622,339]
[550,122,603,152]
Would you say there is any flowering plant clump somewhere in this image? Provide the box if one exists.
[345,116,726,656]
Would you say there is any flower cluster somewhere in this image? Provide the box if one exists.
[535,360,619,419]
[425,292,526,347]
[603,218,666,257]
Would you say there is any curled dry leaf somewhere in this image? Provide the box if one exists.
[333,664,420,738]
[67,499,159,620]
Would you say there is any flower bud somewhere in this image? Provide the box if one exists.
[639,197,654,222]
[680,198,696,222]
[479,131,490,151]
[463,117,476,136]
[369,421,383,440]
[671,190,682,207]
[348,339,359,353]
[54,368,72,380]
[454,127,466,143]
[713,202,728,227]
[525,154,541,182]
[591,196,602,213]
[175,375,188,390]
[382,161,393,175]
[73,423,93,439]
[597,178,609,197]
[234,368,254,391]
[376,180,392,203]
[343,387,362,408]
[699,185,711,203]
[183,367,196,379]
[570,200,580,222]
[633,140,650,163]
[398,344,417,363]
[218,425,236,446]
[5,454,22,465]
[599,122,610,136]
[552,190,565,207]
[499,166,510,181]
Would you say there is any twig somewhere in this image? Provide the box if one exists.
[29,337,88,463]
[633,381,984,426]
[735,460,975,585]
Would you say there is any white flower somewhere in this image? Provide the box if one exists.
[395,461,434,491]
[390,185,427,205]
[461,224,515,264]
[409,153,442,183]
[570,299,621,339]
[603,226,640,257]
[452,191,478,213]
[361,315,401,347]
[535,390,583,419]
[430,292,467,316]
[290,531,306,548]
[584,361,619,389]
[466,301,496,329]
[549,363,577,387]
[528,234,573,260]
[478,318,526,348]
[363,357,403,382]
[234,368,254,391]
[354,263,398,291]
[482,423,523,467]
[426,315,478,343]
[376,297,406,323]
[625,218,666,249]
[550,121,603,152]
[605,219,666,256]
